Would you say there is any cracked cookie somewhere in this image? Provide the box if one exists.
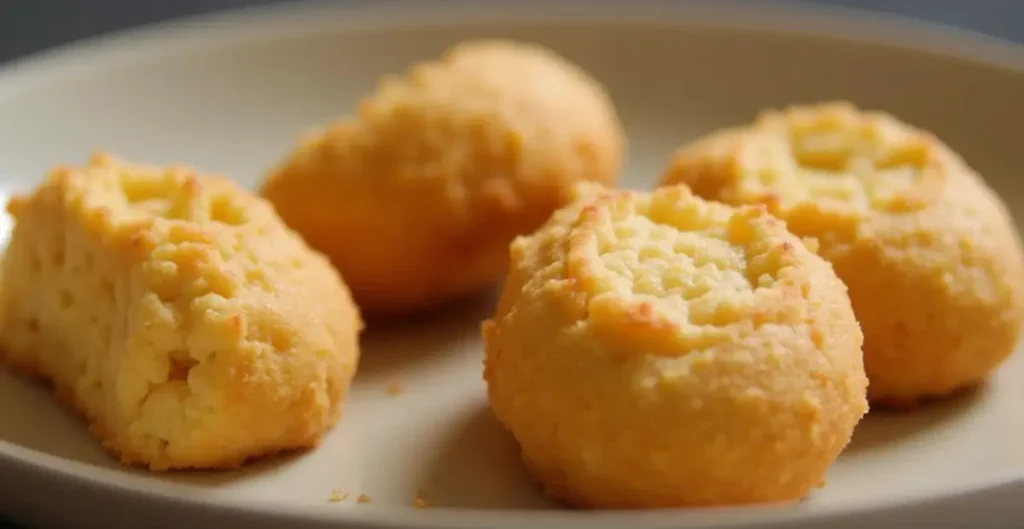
[483,182,867,508]
[0,153,362,470]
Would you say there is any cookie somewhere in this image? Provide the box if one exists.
[261,39,625,315]
[0,153,362,470]
[483,182,867,508]
[660,102,1024,406]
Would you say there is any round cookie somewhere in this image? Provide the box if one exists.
[660,101,1024,407]
[483,182,868,508]
[261,39,625,316]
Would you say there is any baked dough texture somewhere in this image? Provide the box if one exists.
[261,39,625,315]
[660,102,1024,406]
[483,182,868,508]
[0,153,362,470]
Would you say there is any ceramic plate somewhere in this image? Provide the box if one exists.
[1,1,1023,528]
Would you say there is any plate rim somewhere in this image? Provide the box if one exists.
[2,1,1024,528]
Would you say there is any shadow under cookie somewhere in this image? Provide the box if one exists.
[355,287,500,383]
[842,383,987,456]
[416,403,555,510]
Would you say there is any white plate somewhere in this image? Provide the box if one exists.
[1,1,1024,528]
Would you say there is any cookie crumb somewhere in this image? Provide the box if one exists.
[413,490,429,509]
[357,494,373,504]
[328,490,349,503]
[387,382,404,396]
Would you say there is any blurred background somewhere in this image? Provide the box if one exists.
[0,0,1022,65]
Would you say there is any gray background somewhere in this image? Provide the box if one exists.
[0,0,1023,65]
[0,0,1020,528]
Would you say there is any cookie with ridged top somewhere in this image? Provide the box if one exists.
[261,39,624,316]
[483,182,867,508]
[0,152,362,470]
[661,101,1024,406]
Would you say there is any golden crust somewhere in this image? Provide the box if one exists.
[0,152,363,470]
[260,39,625,315]
[483,182,867,508]
[660,101,1024,406]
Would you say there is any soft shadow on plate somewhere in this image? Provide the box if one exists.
[356,286,500,381]
[418,404,556,510]
[843,384,987,455]
[159,452,306,486]
[0,369,113,466]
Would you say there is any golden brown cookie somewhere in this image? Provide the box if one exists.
[483,182,867,508]
[0,152,362,470]
[660,101,1024,407]
[261,39,625,316]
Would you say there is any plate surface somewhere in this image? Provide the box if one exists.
[1,1,1024,528]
